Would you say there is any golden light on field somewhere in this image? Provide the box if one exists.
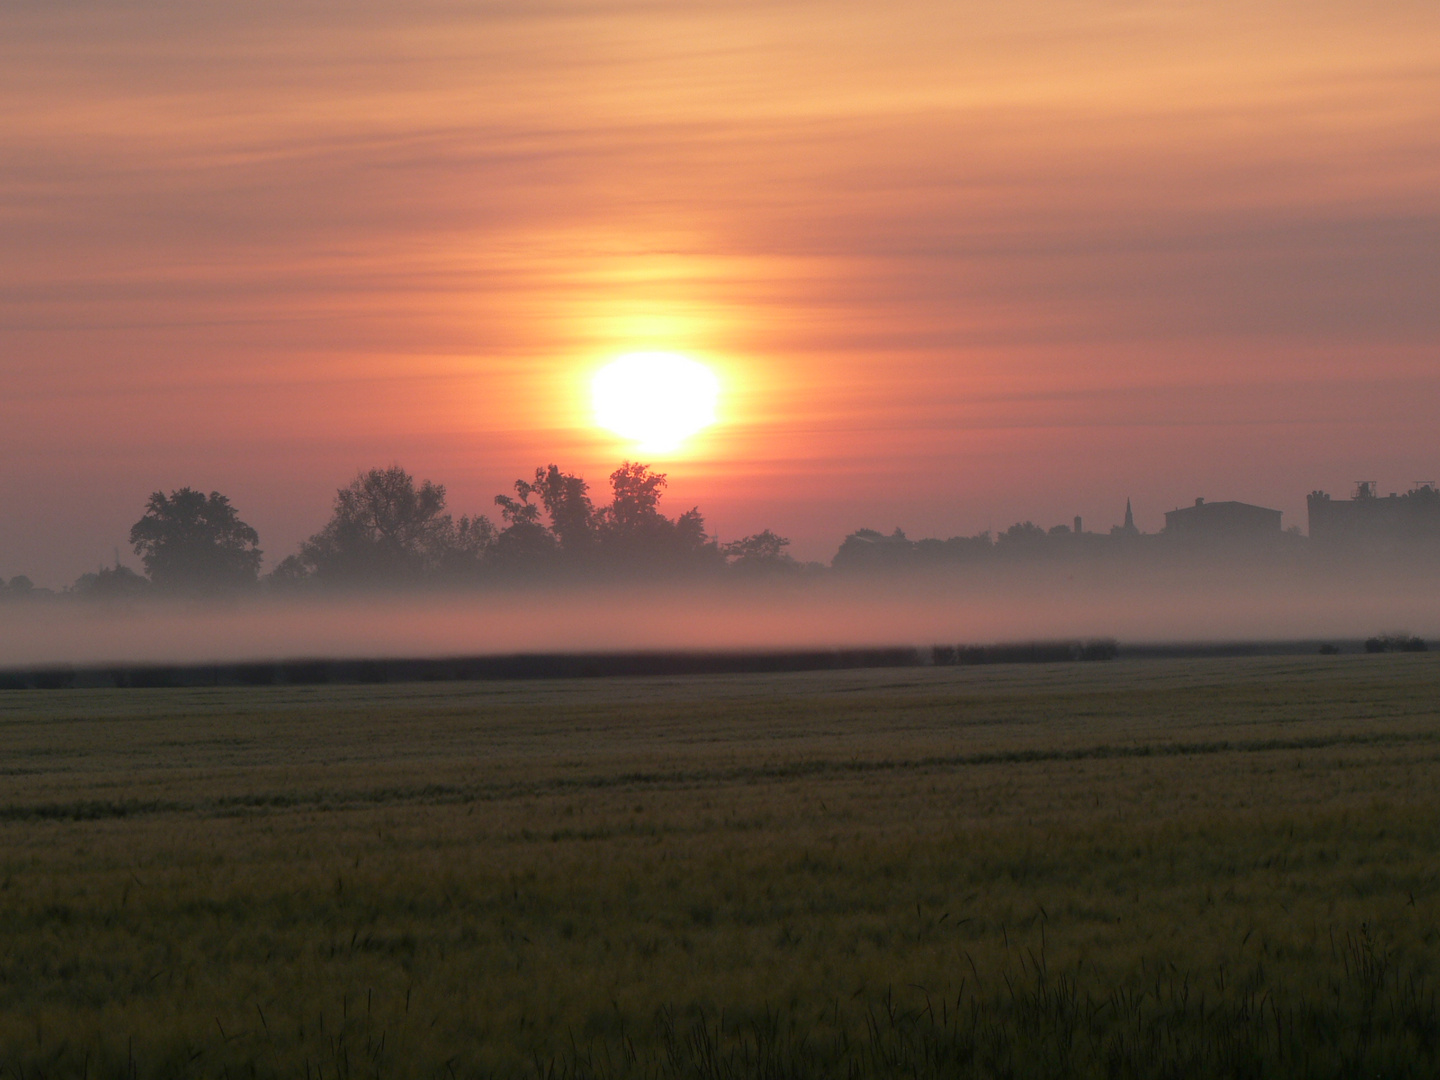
[592,353,720,455]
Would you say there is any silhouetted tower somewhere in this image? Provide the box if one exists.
[1123,498,1137,535]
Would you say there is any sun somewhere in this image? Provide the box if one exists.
[592,352,720,454]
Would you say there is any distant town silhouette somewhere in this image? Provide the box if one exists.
[3,464,1439,600]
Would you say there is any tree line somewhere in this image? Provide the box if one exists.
[3,464,1353,601]
[8,462,801,599]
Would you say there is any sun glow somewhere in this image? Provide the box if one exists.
[592,353,720,454]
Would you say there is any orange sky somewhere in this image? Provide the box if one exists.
[3,0,1439,583]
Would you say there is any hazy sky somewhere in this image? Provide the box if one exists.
[3,0,1438,585]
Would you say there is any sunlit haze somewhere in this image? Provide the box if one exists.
[0,0,1437,589]
[592,354,720,455]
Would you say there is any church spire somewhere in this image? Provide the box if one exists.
[1123,498,1136,534]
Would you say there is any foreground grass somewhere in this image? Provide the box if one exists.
[1,654,1439,1077]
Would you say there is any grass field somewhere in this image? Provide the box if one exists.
[2,654,1439,1078]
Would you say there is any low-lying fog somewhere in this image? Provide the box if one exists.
[3,561,1437,668]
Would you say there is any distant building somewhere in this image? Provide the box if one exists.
[1308,482,1440,549]
[1163,498,1282,541]
[1109,498,1140,538]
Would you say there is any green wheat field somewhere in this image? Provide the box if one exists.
[2,653,1439,1078]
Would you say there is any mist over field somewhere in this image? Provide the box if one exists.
[5,462,1438,670]
[4,561,1437,669]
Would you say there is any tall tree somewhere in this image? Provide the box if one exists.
[530,465,596,551]
[595,462,719,567]
[129,488,262,594]
[604,461,668,534]
[294,467,483,585]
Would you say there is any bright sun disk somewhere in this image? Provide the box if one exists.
[592,353,719,454]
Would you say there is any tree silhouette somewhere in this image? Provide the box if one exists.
[493,477,543,528]
[594,462,719,567]
[529,465,596,551]
[995,521,1048,554]
[603,461,668,534]
[292,467,488,586]
[832,528,914,571]
[129,488,262,594]
[437,515,497,578]
[723,529,794,570]
[673,508,711,553]
[72,562,150,600]
[492,477,557,566]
